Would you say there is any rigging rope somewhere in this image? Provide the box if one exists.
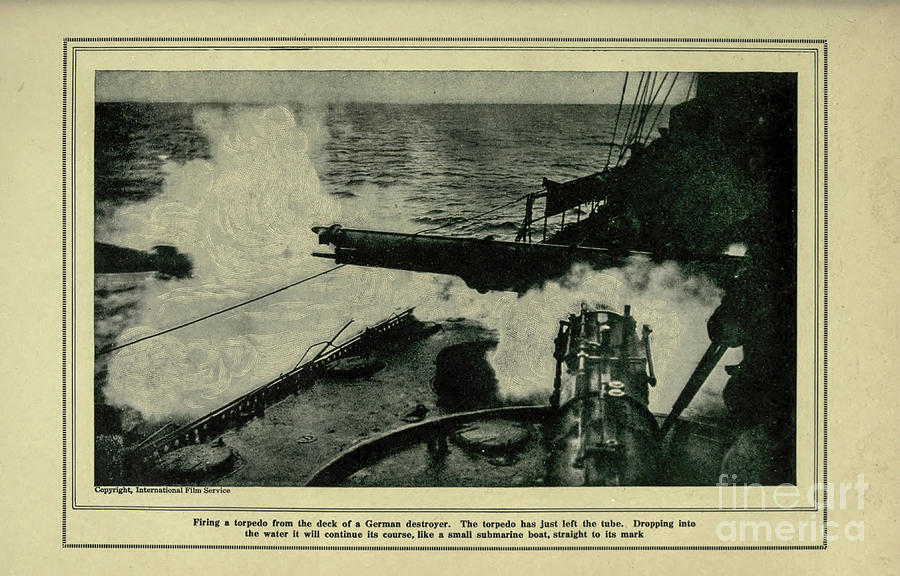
[632,73,653,138]
[617,72,654,164]
[96,264,347,356]
[632,72,660,146]
[617,72,647,164]
[619,71,677,162]
[641,72,680,145]
[604,71,630,171]
[633,72,667,146]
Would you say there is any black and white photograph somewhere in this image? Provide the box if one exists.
[92,69,797,489]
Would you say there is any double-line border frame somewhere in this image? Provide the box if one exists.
[62,37,827,550]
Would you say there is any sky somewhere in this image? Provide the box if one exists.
[95,70,696,105]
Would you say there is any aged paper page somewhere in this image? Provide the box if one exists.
[1,1,898,573]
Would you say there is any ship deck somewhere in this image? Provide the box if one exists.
[209,318,498,486]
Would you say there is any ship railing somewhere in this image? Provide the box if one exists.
[129,308,416,461]
[515,172,611,244]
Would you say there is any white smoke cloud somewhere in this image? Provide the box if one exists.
[102,106,424,420]
[446,258,738,416]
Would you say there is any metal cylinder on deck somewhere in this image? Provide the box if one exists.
[546,305,659,486]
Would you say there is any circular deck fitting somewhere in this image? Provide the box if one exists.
[402,404,429,423]
[326,356,386,379]
[452,420,531,455]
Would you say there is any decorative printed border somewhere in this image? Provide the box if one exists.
[63,37,827,549]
